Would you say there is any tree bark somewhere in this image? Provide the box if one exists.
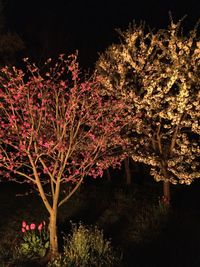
[161,160,170,206]
[49,208,59,260]
[163,181,170,206]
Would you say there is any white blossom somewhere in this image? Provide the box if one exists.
[96,19,200,185]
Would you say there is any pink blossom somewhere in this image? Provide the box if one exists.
[21,227,26,233]
[74,170,80,175]
[30,223,36,230]
[60,81,66,87]
[43,167,48,174]
[88,133,96,141]
[38,223,43,231]
[26,225,30,231]
[22,221,26,228]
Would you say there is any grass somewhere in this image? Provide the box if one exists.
[1,177,200,266]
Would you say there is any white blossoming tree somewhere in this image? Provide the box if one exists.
[96,17,200,204]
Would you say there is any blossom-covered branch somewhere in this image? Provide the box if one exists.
[96,18,200,186]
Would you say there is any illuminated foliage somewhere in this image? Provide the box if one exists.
[96,17,200,186]
[0,53,131,259]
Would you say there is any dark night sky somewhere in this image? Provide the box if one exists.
[4,0,200,68]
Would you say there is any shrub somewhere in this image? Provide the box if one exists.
[125,199,170,244]
[49,222,122,267]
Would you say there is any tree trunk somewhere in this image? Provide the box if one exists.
[124,158,131,185]
[161,160,170,206]
[163,181,170,206]
[49,208,59,260]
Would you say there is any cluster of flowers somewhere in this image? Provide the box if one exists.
[18,220,49,259]
[21,220,46,233]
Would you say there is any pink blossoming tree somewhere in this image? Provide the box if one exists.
[0,53,132,259]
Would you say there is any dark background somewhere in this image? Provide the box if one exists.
[4,0,200,69]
